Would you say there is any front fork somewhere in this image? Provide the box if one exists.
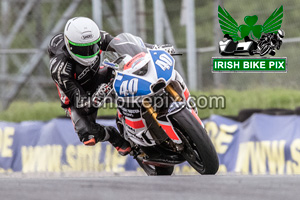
[142,85,186,146]
[143,84,204,143]
[143,85,181,125]
[165,85,182,102]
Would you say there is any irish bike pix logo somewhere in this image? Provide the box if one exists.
[212,5,287,73]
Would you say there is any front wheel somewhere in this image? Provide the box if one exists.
[170,108,219,174]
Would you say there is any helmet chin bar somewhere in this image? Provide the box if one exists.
[70,51,98,66]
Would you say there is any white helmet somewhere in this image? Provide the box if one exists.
[64,17,101,66]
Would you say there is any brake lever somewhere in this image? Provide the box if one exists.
[170,53,183,56]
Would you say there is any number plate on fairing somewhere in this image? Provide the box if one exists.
[149,49,175,82]
[114,73,152,97]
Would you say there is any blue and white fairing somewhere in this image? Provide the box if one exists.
[114,49,176,98]
[103,33,181,146]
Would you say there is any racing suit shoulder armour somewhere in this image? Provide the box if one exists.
[48,33,72,79]
[48,33,66,58]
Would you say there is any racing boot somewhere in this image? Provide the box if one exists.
[81,124,131,156]
[105,126,132,156]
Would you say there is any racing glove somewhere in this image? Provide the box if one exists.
[92,83,112,107]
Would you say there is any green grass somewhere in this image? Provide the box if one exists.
[0,102,65,122]
[0,101,118,122]
[195,88,300,118]
[1,88,300,122]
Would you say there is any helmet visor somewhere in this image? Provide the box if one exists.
[68,37,101,58]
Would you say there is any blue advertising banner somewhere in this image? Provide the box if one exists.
[0,118,142,173]
[205,114,300,174]
[1,113,300,174]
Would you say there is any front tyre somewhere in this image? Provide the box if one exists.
[170,108,219,174]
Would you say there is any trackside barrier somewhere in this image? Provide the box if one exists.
[1,113,300,174]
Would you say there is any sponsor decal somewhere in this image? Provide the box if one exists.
[81,34,94,40]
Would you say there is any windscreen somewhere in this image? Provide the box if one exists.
[103,33,148,71]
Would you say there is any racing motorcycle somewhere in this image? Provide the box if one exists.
[257,30,285,56]
[101,33,219,175]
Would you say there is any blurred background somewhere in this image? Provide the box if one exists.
[0,0,299,121]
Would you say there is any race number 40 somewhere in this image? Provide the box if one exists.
[120,78,138,96]
[155,54,173,71]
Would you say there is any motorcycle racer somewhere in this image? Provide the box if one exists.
[48,17,175,156]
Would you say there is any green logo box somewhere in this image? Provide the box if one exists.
[211,57,287,73]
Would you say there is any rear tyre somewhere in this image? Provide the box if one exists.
[170,108,219,174]
[136,156,174,176]
[156,166,174,175]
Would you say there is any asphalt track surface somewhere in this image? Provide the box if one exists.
[1,174,300,200]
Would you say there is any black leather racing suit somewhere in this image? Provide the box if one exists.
[48,31,126,147]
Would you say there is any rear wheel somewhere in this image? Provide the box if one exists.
[170,108,219,174]
[136,156,174,176]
